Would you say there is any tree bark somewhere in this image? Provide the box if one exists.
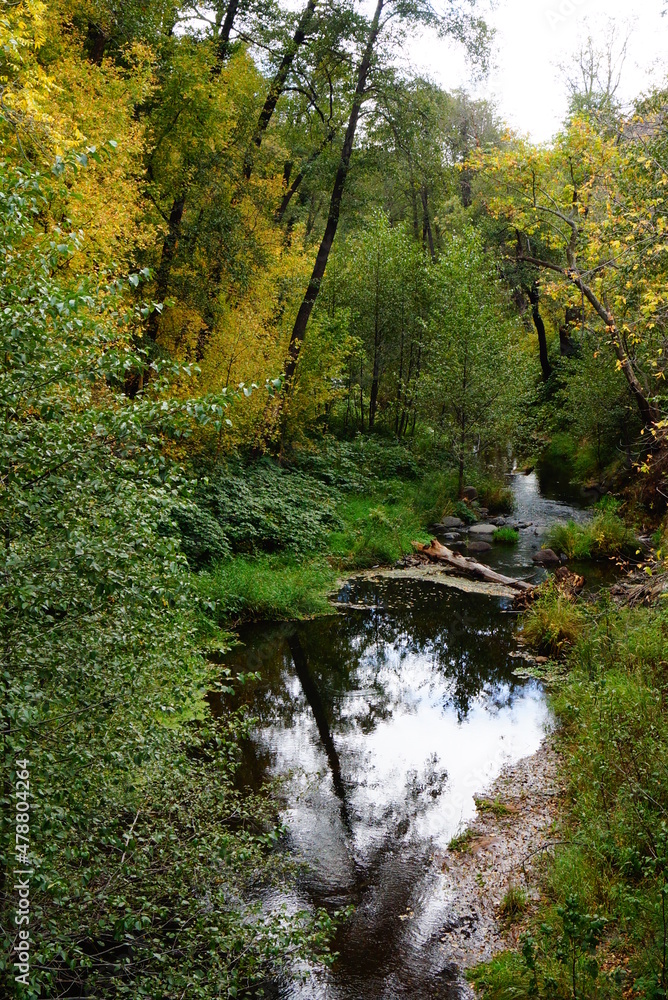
[417,540,534,592]
[217,0,240,61]
[527,282,552,381]
[284,0,384,384]
[243,0,319,179]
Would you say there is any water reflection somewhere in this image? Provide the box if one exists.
[213,578,549,999]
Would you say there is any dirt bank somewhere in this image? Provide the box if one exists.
[433,739,561,970]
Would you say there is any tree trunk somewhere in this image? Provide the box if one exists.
[243,0,318,179]
[421,185,435,260]
[215,0,240,63]
[417,540,534,592]
[275,131,334,222]
[410,178,420,242]
[284,0,385,384]
[528,282,552,381]
[147,195,185,342]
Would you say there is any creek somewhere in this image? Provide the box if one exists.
[212,471,591,999]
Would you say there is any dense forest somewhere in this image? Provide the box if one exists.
[1,1,668,997]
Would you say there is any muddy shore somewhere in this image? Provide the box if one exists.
[435,739,561,972]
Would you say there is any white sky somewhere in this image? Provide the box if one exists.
[405,0,668,142]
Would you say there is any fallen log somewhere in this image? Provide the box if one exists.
[415,539,535,593]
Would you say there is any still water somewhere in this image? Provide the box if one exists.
[215,473,588,999]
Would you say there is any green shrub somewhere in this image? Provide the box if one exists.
[493,527,520,545]
[477,480,515,514]
[183,459,341,560]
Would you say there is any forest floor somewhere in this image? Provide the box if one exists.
[434,739,561,969]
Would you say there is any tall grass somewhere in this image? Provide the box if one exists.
[546,506,636,561]
[471,597,668,1000]
[199,555,338,623]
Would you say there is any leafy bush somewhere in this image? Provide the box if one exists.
[171,502,231,568]
[0,163,337,999]
[184,459,341,560]
[493,527,520,545]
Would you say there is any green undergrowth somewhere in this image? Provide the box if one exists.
[198,555,339,624]
[184,439,512,622]
[327,488,432,568]
[471,592,668,1000]
[546,499,637,561]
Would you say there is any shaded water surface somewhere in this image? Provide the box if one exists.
[214,474,587,999]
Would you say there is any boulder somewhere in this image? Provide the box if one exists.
[469,523,496,536]
[462,486,478,501]
[467,540,492,554]
[440,532,462,542]
[532,548,560,567]
[439,516,465,529]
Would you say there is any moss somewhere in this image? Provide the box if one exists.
[474,796,515,817]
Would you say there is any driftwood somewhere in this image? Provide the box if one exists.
[415,539,535,593]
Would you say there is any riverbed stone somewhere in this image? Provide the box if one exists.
[469,523,496,536]
[439,516,465,529]
[440,532,462,542]
[467,540,492,554]
[462,486,478,501]
[532,548,561,566]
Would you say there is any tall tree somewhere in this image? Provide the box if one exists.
[243,0,319,179]
[284,0,386,383]
[285,0,490,384]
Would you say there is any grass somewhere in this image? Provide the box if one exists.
[521,583,586,656]
[546,505,636,561]
[470,595,668,1000]
[498,885,529,926]
[493,527,520,545]
[198,554,338,623]
[327,486,432,569]
[448,828,476,854]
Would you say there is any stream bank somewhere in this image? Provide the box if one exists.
[213,471,594,998]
